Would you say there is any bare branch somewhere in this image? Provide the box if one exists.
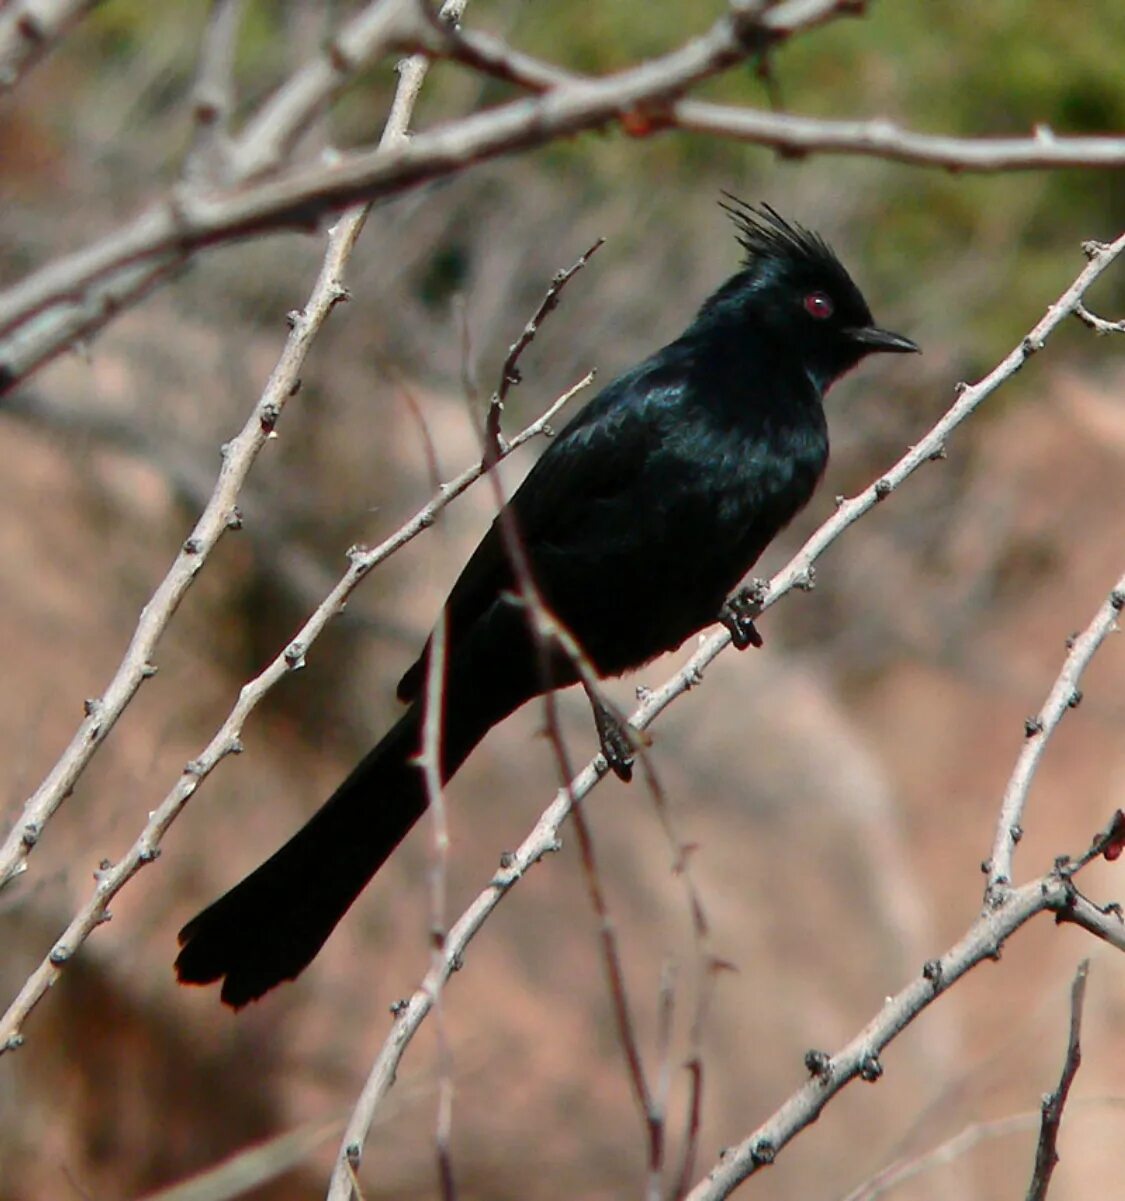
[0,2,855,362]
[227,0,419,182]
[2,1,1118,390]
[1053,888,1125,955]
[843,1099,1125,1201]
[0,257,186,393]
[571,770,659,1169]
[844,1112,1042,1201]
[486,237,605,461]
[437,26,1125,171]
[674,955,726,1200]
[417,609,458,1201]
[474,231,710,1198]
[134,1118,343,1201]
[986,576,1125,901]
[0,234,352,897]
[464,242,666,1182]
[0,0,97,91]
[1074,300,1125,335]
[1026,960,1090,1201]
[185,0,248,185]
[683,872,1115,1201]
[648,962,677,1201]
[1065,808,1125,875]
[674,103,1125,171]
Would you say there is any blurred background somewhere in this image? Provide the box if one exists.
[1,1,1123,1198]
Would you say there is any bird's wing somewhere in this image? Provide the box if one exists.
[396,358,679,703]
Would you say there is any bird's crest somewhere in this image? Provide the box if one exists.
[719,194,842,277]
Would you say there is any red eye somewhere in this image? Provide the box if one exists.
[804,292,833,320]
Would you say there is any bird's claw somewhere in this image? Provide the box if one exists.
[592,700,635,782]
[720,587,765,650]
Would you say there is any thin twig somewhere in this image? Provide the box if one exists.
[986,575,1125,901]
[674,102,1125,171]
[0,0,98,91]
[133,1117,343,1201]
[474,243,671,1190]
[417,610,458,1201]
[628,739,722,1201]
[0,257,187,394]
[673,955,728,1200]
[842,1097,1125,1201]
[462,239,661,1177]
[226,0,419,181]
[571,769,660,1166]
[1026,959,1090,1201]
[184,0,247,185]
[362,233,663,1193]
[675,1062,705,1200]
[1073,301,1125,335]
[485,238,605,461]
[648,961,677,1201]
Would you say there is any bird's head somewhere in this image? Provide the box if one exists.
[709,196,919,391]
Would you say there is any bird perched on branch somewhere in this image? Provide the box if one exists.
[176,198,919,1007]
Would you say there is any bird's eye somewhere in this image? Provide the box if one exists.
[803,292,834,320]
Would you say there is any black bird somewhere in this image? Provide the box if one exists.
[176,199,919,1007]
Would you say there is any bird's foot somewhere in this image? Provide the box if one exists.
[720,584,766,650]
[590,697,636,782]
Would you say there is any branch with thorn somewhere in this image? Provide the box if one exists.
[685,861,1118,1201]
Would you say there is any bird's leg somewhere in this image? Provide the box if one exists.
[582,681,636,783]
[719,583,766,650]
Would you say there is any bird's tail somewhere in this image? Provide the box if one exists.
[175,708,429,1007]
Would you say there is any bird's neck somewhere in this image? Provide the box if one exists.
[675,319,826,425]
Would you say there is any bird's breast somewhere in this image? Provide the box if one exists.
[658,406,828,534]
[527,395,828,677]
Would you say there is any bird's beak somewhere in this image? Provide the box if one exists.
[848,326,921,355]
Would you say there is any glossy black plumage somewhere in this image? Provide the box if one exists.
[175,200,919,1007]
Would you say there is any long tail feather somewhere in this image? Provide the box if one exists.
[175,710,426,1008]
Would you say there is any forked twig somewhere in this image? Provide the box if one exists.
[485,238,605,461]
